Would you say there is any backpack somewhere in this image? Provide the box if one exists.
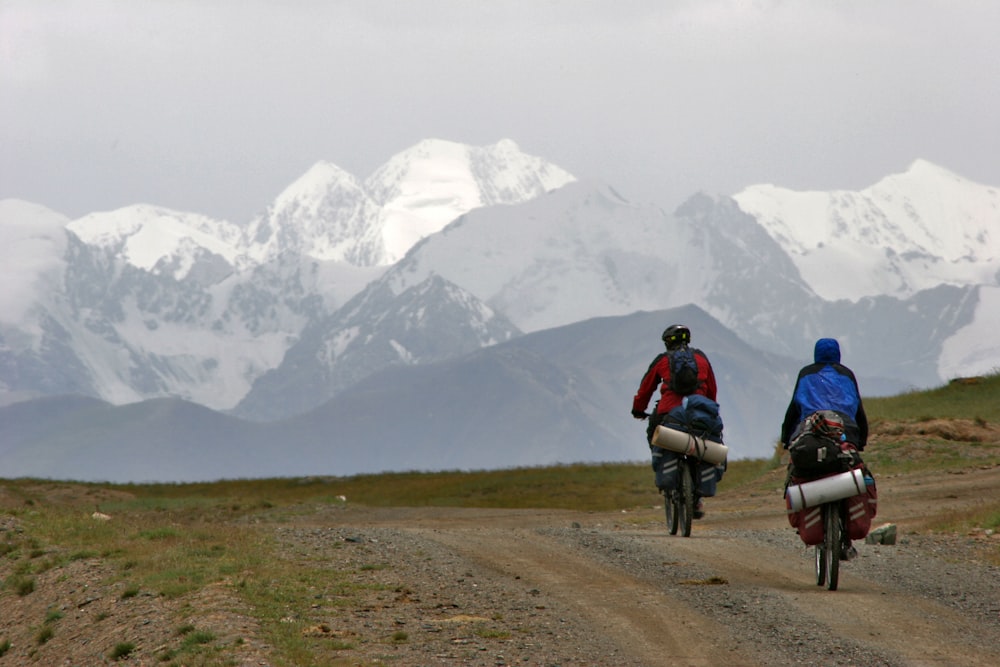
[787,410,859,476]
[667,346,700,395]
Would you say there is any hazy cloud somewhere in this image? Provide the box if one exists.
[2,0,998,222]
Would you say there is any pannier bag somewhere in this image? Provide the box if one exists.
[786,466,878,545]
[788,504,825,545]
[847,470,878,540]
[697,459,726,498]
[654,449,726,497]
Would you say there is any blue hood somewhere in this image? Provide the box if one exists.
[814,338,841,364]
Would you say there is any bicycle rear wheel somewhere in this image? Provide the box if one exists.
[823,502,842,590]
[679,460,694,537]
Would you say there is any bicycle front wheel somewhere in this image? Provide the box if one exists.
[664,490,679,535]
[679,461,694,537]
[823,502,842,590]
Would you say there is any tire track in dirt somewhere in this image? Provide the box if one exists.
[325,466,1000,666]
[645,528,1000,666]
[414,524,757,666]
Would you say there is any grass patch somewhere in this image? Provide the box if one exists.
[176,623,197,636]
[35,625,53,645]
[180,629,215,648]
[863,439,1000,475]
[109,642,135,660]
[923,499,1000,534]
[358,563,388,572]
[866,371,1000,422]
[7,574,35,596]
[119,584,140,599]
[137,527,180,541]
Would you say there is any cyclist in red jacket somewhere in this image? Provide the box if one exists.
[632,324,719,517]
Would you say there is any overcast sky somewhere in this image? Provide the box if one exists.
[2,0,998,224]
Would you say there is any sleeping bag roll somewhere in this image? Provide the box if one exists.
[786,468,866,512]
[652,425,728,465]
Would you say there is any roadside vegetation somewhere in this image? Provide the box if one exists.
[2,372,998,666]
[866,372,1000,423]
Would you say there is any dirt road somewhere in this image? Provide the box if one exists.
[311,464,1000,666]
[2,463,998,666]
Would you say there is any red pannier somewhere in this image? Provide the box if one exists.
[787,502,825,545]
[786,465,877,545]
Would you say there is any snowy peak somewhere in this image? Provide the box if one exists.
[67,205,245,281]
[245,161,385,266]
[272,161,363,214]
[733,160,1000,300]
[867,160,998,258]
[246,139,575,267]
[365,138,576,263]
[365,138,573,206]
[376,182,779,335]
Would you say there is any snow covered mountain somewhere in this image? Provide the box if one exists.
[68,205,248,278]
[734,159,1000,380]
[345,183,811,335]
[3,144,1000,481]
[0,139,570,410]
[231,183,804,419]
[237,176,987,426]
[734,160,1000,301]
[244,138,575,266]
[235,273,522,421]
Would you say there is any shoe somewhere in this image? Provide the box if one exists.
[693,498,705,520]
[840,543,858,561]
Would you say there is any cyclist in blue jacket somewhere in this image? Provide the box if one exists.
[781,337,868,451]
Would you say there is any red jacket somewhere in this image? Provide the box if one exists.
[632,348,718,415]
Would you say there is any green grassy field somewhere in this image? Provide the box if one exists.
[4,372,999,514]
[866,372,1000,422]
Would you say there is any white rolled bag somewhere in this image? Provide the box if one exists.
[786,468,866,512]
[652,425,728,465]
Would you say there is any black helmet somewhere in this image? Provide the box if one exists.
[661,324,691,349]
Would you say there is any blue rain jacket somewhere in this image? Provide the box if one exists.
[781,338,868,448]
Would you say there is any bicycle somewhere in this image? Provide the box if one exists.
[785,451,870,591]
[662,453,698,537]
[644,412,724,538]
